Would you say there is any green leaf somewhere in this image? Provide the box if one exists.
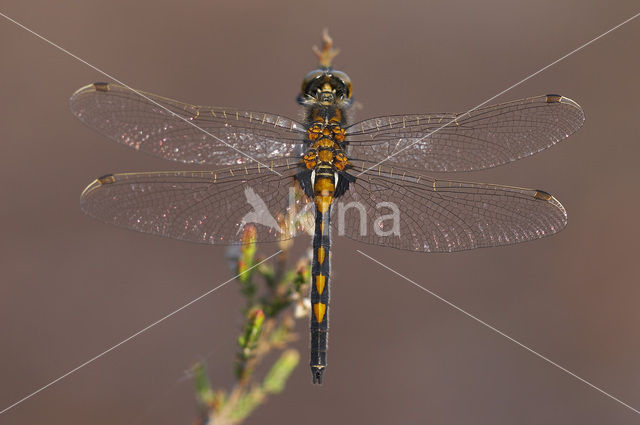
[235,309,266,380]
[192,362,215,406]
[238,226,257,285]
[263,349,300,394]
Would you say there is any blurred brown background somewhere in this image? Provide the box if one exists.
[1,1,639,424]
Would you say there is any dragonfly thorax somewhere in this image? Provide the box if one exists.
[303,139,348,169]
[296,65,356,203]
[296,117,354,201]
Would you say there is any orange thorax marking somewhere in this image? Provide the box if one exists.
[306,117,346,146]
[318,149,333,162]
[302,122,349,171]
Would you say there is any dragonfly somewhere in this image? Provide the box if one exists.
[71,31,584,384]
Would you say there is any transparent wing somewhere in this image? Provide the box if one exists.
[70,83,307,165]
[334,166,567,252]
[345,95,584,172]
[80,160,315,245]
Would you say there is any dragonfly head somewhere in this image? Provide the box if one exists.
[298,69,352,106]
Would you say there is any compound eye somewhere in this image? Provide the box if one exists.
[329,70,352,99]
[301,70,326,96]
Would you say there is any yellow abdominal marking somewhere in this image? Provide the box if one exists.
[317,247,325,264]
[313,302,327,323]
[315,274,326,295]
[314,177,335,213]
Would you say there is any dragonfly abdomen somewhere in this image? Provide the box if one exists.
[310,195,332,384]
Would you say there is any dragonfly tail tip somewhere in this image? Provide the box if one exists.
[311,367,324,384]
